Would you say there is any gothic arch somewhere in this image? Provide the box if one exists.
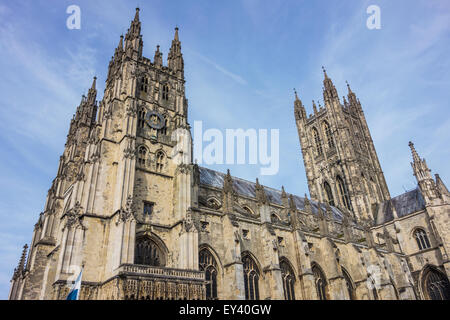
[199,245,221,300]
[206,197,222,210]
[137,145,149,167]
[336,175,351,211]
[279,257,296,300]
[134,231,169,266]
[311,262,329,300]
[410,227,431,251]
[419,265,450,300]
[323,180,335,207]
[242,205,255,216]
[311,127,323,156]
[198,244,223,274]
[270,212,282,223]
[241,251,262,300]
[341,267,356,300]
[322,120,335,149]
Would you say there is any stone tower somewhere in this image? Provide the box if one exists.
[9,8,204,300]
[294,68,391,220]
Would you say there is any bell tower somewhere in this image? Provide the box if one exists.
[295,68,390,220]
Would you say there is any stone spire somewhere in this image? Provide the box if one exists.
[168,27,184,77]
[154,44,163,67]
[294,89,306,120]
[87,76,97,105]
[223,169,234,194]
[322,66,338,102]
[125,8,143,58]
[13,244,28,279]
[409,141,438,202]
[312,100,318,114]
[409,141,432,182]
[114,35,124,61]
[255,178,268,205]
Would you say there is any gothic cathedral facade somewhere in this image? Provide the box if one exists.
[9,9,450,300]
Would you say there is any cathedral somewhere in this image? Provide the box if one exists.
[9,8,450,300]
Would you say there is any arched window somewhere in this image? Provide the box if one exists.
[422,266,450,300]
[322,121,335,149]
[280,260,296,300]
[155,151,165,173]
[312,264,328,300]
[323,181,335,206]
[137,146,147,167]
[162,84,169,100]
[199,249,219,300]
[138,107,146,128]
[242,254,260,300]
[342,268,355,300]
[312,127,323,156]
[134,237,164,266]
[336,175,351,210]
[140,77,149,93]
[414,228,431,251]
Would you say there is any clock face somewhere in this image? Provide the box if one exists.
[145,110,165,129]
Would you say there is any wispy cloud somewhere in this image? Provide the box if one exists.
[187,48,248,85]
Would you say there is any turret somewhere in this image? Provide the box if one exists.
[293,89,306,121]
[154,45,163,67]
[409,141,439,203]
[124,8,143,59]
[168,27,184,78]
[322,66,338,103]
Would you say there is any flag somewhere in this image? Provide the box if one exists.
[66,267,83,300]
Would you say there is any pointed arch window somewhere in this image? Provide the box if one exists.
[422,266,450,300]
[134,237,163,266]
[312,127,323,156]
[312,264,328,300]
[242,254,260,300]
[414,228,431,251]
[322,121,335,149]
[342,268,355,300]
[199,249,219,300]
[138,107,146,128]
[280,260,296,300]
[162,84,169,100]
[336,175,351,211]
[137,146,147,167]
[323,181,335,207]
[155,151,165,173]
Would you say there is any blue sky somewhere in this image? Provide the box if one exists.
[0,0,449,299]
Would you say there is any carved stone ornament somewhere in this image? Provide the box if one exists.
[117,195,136,224]
[65,201,85,229]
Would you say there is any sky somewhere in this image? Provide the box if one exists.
[0,0,449,299]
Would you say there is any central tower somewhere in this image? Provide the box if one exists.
[294,68,390,220]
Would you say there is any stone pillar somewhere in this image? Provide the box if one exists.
[179,209,199,270]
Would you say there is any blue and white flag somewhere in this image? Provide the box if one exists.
[66,268,83,300]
